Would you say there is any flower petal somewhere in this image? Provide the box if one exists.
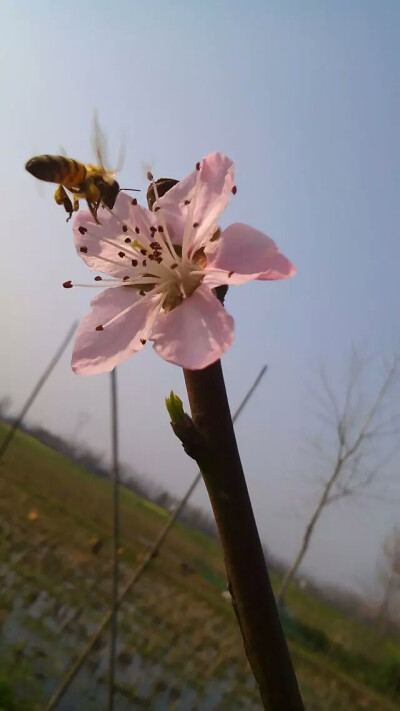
[155,152,235,247]
[73,192,157,279]
[151,286,234,369]
[206,223,296,282]
[72,286,158,376]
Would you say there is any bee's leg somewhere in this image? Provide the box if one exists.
[66,199,79,223]
[54,185,73,222]
[86,200,100,225]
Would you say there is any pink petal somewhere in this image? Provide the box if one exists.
[206,223,296,283]
[73,192,157,278]
[151,286,234,369]
[72,286,158,376]
[154,152,235,247]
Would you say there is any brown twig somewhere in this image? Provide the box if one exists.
[182,362,304,710]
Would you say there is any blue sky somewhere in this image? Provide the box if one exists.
[1,0,399,592]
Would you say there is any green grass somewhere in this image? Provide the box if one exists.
[0,421,399,710]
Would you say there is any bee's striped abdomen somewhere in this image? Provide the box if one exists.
[25,155,87,188]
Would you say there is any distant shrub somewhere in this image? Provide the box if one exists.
[0,678,32,710]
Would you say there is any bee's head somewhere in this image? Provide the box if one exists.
[92,175,120,209]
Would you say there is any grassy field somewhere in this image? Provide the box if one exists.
[0,421,399,710]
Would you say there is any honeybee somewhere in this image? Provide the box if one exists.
[25,115,136,223]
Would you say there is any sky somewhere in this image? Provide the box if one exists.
[0,0,399,594]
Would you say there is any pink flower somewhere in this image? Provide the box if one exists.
[67,152,295,375]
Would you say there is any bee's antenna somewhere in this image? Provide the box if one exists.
[119,188,140,192]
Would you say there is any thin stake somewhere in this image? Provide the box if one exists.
[43,365,267,711]
[108,368,120,710]
[0,322,78,461]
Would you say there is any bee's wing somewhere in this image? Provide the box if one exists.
[114,129,127,174]
[92,110,110,171]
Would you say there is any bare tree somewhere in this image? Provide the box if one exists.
[0,395,12,419]
[278,351,400,606]
[375,525,400,630]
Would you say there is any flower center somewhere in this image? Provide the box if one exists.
[159,247,205,312]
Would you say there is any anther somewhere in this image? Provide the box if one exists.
[142,259,147,267]
[94,276,102,281]
[154,206,161,212]
[228,271,234,278]
[150,241,161,249]
[196,161,201,171]
[170,263,178,270]
[193,222,199,228]
[123,276,130,282]
[122,225,128,232]
[63,280,73,289]
[131,259,138,267]
[135,227,140,234]
[147,170,154,181]
[80,246,88,253]
[124,237,131,244]
[157,225,164,233]
[78,226,87,235]
[118,251,125,258]
[184,199,191,205]
[150,226,157,234]
[140,338,147,345]
[231,185,237,195]
[140,249,147,255]
[139,290,146,296]
[131,198,137,206]
[95,325,104,331]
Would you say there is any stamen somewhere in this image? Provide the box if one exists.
[63,280,73,289]
[81,227,145,263]
[181,160,202,260]
[149,180,180,264]
[96,325,104,331]
[99,290,158,330]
